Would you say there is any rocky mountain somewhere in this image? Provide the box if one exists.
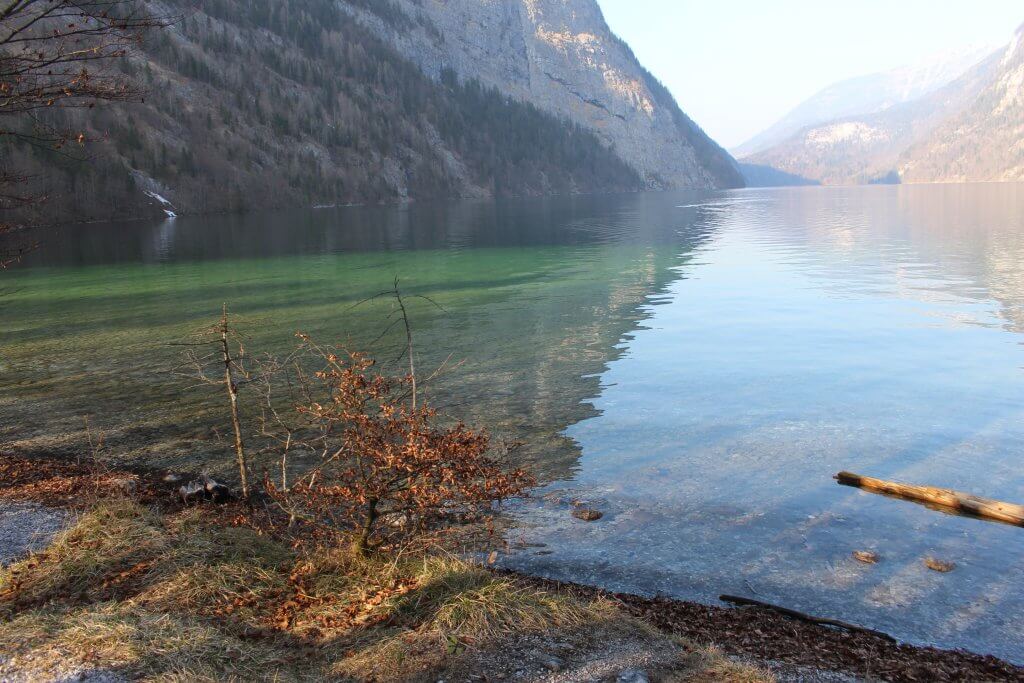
[741,43,1007,186]
[349,0,742,190]
[733,45,994,158]
[901,25,1024,182]
[2,0,740,225]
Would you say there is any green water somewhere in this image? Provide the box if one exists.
[4,185,1024,660]
[1,193,701,480]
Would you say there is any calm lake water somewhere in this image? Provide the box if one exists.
[3,184,1024,661]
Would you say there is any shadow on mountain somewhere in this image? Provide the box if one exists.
[738,162,820,187]
[867,170,901,185]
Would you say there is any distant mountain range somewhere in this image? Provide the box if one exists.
[901,26,1024,183]
[3,0,741,225]
[733,45,995,159]
[740,26,1024,187]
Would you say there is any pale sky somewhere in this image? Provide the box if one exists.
[596,1,1023,149]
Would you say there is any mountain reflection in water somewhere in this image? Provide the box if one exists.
[3,184,1024,661]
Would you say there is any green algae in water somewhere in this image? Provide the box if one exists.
[6,185,1024,661]
[1,193,706,479]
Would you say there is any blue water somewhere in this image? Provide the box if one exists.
[3,183,1024,661]
[504,185,1024,663]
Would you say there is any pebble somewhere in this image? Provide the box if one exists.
[924,557,956,573]
[571,508,603,521]
[617,668,649,683]
[852,550,879,564]
[539,655,564,672]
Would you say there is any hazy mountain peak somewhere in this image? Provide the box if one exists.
[1003,26,1024,65]
[897,25,1024,184]
[733,42,997,158]
[741,19,1024,188]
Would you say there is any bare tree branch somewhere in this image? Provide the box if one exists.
[0,0,172,266]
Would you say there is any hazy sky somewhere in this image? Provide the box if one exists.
[596,1,1023,149]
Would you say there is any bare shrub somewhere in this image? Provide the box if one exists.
[177,304,253,499]
[261,337,535,555]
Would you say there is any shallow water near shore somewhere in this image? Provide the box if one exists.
[3,184,1024,662]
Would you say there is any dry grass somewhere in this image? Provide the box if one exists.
[331,555,630,680]
[662,646,776,682]
[1,603,311,681]
[0,501,772,682]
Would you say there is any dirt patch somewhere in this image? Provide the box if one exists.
[0,454,169,508]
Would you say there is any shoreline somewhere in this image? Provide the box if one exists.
[508,572,1024,682]
[2,453,1022,682]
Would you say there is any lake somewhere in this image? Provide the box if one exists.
[2,184,1024,662]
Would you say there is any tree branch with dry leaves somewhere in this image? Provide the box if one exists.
[0,0,172,267]
[261,341,535,556]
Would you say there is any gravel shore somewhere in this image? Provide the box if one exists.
[0,500,68,567]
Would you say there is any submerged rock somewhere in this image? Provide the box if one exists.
[924,557,956,573]
[852,550,879,564]
[571,507,603,521]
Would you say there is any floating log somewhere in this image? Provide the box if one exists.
[835,471,1024,527]
[719,594,897,643]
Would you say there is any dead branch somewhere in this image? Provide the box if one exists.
[720,595,897,643]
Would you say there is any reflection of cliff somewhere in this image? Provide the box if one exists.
[22,193,708,267]
[2,192,718,482]
[983,234,1024,335]
[732,185,1024,336]
[893,185,1024,335]
[437,246,682,481]
[357,194,720,482]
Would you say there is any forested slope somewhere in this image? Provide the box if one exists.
[2,0,647,223]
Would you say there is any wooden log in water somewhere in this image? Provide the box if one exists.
[835,471,1024,527]
[719,594,897,643]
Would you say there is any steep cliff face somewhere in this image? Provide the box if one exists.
[3,0,742,226]
[346,0,742,190]
[2,0,654,224]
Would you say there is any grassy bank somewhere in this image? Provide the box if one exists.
[0,500,769,682]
